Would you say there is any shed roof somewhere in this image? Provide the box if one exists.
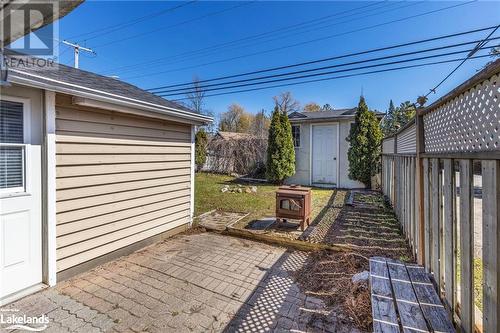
[289,108,384,122]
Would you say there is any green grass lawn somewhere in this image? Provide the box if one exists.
[194,172,335,223]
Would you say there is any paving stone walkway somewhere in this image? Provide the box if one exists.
[1,233,339,333]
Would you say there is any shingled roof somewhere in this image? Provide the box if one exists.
[5,51,212,124]
[289,108,384,122]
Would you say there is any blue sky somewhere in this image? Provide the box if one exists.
[45,1,500,116]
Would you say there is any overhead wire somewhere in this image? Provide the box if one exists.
[170,54,492,101]
[157,45,495,97]
[147,25,497,91]
[152,38,499,95]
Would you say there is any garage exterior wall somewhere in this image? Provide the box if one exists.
[54,94,192,273]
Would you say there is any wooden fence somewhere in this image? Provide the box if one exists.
[381,59,500,333]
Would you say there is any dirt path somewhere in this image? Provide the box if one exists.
[293,190,413,332]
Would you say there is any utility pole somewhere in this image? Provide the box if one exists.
[61,40,95,69]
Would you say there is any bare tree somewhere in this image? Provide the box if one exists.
[303,102,321,112]
[273,91,300,114]
[219,104,251,133]
[251,109,270,138]
[185,76,205,114]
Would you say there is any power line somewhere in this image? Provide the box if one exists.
[151,37,499,95]
[147,25,497,91]
[67,1,197,42]
[100,1,392,74]
[117,1,424,78]
[93,1,256,49]
[118,0,477,80]
[171,54,492,101]
[424,24,500,97]
[157,46,494,97]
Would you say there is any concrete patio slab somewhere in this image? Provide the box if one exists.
[0,233,340,332]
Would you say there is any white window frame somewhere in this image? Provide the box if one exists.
[291,124,301,148]
[0,96,32,197]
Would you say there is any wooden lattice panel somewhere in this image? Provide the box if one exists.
[423,73,500,153]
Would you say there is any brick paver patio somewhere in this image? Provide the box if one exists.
[1,233,340,333]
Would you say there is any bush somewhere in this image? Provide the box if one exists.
[195,128,208,170]
[347,96,383,188]
[266,107,295,183]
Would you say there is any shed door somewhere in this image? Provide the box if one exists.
[0,98,42,304]
[312,124,337,185]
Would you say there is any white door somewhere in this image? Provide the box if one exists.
[0,97,42,304]
[312,124,338,185]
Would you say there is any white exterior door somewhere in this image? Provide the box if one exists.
[312,124,338,185]
[0,97,42,304]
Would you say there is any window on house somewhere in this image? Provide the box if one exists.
[291,125,300,148]
[0,100,25,193]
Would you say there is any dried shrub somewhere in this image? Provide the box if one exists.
[204,136,267,175]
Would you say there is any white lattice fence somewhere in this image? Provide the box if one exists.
[381,60,500,333]
[423,73,499,153]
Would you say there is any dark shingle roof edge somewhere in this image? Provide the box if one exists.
[289,108,384,122]
[6,62,213,124]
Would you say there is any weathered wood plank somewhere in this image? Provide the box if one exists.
[406,265,455,332]
[387,262,428,332]
[443,159,455,312]
[423,158,431,271]
[481,160,499,333]
[459,159,474,333]
[370,258,401,332]
[372,295,401,333]
[430,158,441,291]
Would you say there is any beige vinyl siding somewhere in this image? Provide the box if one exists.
[396,123,416,154]
[382,137,395,154]
[55,94,192,272]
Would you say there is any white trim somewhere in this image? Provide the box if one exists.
[309,124,313,186]
[9,71,212,124]
[291,124,301,149]
[0,96,31,196]
[336,122,340,188]
[189,125,196,226]
[44,90,57,286]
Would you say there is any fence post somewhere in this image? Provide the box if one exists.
[415,114,425,265]
[482,160,499,332]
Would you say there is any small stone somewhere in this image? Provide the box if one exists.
[251,186,257,193]
[352,270,369,284]
[245,187,252,193]
[221,187,228,193]
[237,188,243,193]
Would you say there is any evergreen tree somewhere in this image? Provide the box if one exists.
[381,100,416,136]
[347,96,383,188]
[195,128,208,170]
[381,100,396,135]
[266,107,295,183]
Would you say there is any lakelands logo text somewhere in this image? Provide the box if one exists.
[0,310,49,332]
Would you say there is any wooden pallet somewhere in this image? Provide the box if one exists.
[370,257,455,333]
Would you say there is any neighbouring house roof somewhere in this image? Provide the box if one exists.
[289,108,384,122]
[5,52,212,124]
[215,131,258,140]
